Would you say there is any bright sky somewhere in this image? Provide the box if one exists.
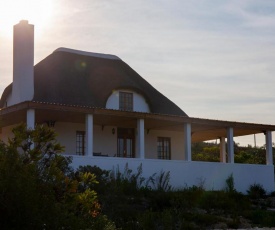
[0,0,275,146]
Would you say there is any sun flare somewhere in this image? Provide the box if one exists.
[0,0,53,37]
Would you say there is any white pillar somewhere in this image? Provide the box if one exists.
[85,114,93,157]
[137,119,145,159]
[227,127,234,163]
[26,109,35,129]
[219,137,226,163]
[183,123,191,161]
[265,131,273,165]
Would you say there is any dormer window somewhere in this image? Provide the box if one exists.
[119,92,133,111]
[106,90,149,112]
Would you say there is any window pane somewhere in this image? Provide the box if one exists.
[157,137,171,160]
[117,138,124,157]
[76,131,85,155]
[126,138,132,157]
[119,92,133,111]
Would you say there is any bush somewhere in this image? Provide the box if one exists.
[225,173,236,193]
[247,183,266,199]
[0,124,116,230]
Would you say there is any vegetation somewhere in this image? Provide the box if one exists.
[81,164,275,230]
[247,183,267,199]
[192,141,275,164]
[1,126,275,229]
[0,124,116,230]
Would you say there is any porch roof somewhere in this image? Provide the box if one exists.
[1,101,275,142]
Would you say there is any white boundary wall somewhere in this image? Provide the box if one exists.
[70,156,275,194]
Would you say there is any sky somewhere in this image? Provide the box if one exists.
[0,0,275,146]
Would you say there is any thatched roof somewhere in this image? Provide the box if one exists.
[0,48,187,116]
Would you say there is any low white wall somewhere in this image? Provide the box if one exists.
[69,156,275,194]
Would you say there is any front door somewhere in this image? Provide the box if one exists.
[117,128,135,158]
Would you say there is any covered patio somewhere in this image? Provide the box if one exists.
[0,101,274,163]
[1,101,275,193]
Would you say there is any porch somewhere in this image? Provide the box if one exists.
[1,101,275,192]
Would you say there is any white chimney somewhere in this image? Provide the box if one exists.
[11,20,34,105]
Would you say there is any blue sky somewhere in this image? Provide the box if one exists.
[0,0,275,146]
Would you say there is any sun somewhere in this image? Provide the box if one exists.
[0,0,53,37]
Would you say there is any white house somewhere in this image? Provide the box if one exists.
[1,20,275,193]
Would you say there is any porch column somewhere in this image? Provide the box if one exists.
[183,123,191,161]
[219,137,226,163]
[265,131,273,165]
[137,119,145,159]
[85,114,93,157]
[227,127,234,163]
[26,109,35,129]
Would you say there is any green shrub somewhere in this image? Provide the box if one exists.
[225,173,236,193]
[199,190,249,214]
[170,189,204,210]
[247,183,266,199]
[249,210,275,227]
[153,170,172,191]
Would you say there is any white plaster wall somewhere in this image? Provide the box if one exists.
[55,122,185,158]
[145,130,185,160]
[54,122,117,156]
[70,156,275,193]
[0,123,184,159]
[93,125,117,156]
[54,122,84,155]
[106,90,150,112]
[133,93,150,112]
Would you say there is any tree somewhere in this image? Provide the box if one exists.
[192,142,220,162]
[192,141,273,165]
[0,124,115,230]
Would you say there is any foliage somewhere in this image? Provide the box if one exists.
[192,142,220,162]
[0,124,116,230]
[109,163,146,194]
[147,170,172,192]
[225,173,236,193]
[75,163,275,229]
[234,146,266,164]
[247,183,266,199]
[5,125,275,229]
[77,165,110,195]
[192,141,275,164]
[75,163,174,229]
[247,209,275,227]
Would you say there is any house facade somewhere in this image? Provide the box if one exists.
[0,20,275,193]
